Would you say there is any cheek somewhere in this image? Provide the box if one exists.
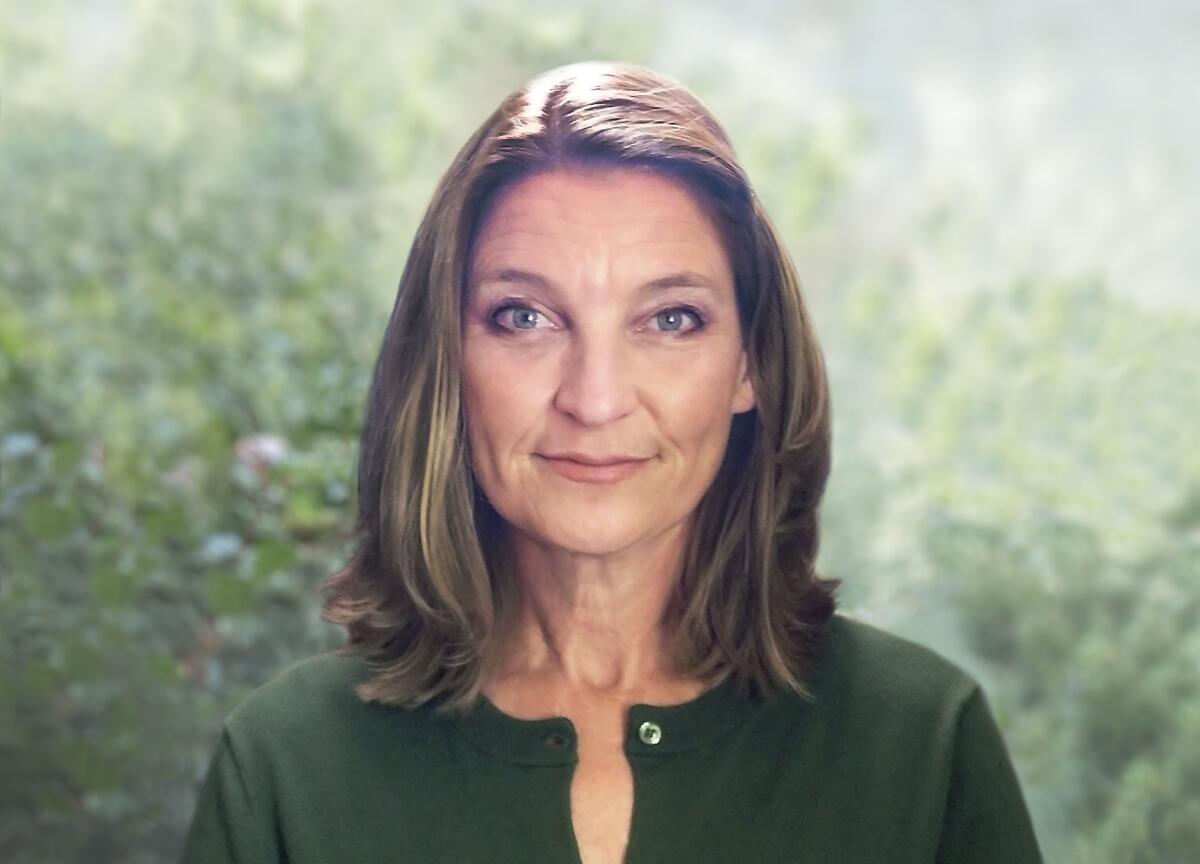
[657,351,741,425]
[461,352,544,451]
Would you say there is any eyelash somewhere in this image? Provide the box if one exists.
[487,302,708,338]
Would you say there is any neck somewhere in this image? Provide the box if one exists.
[492,522,691,697]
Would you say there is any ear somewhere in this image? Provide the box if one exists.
[731,349,756,414]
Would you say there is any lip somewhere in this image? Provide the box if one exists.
[542,451,649,466]
[537,454,650,484]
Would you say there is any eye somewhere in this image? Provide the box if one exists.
[487,302,707,337]
[489,303,549,331]
[650,306,706,335]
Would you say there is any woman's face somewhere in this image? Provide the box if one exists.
[461,165,755,558]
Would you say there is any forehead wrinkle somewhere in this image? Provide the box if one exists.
[482,180,722,240]
[469,175,732,300]
[474,227,725,272]
[471,266,723,306]
[471,232,729,301]
[470,234,720,285]
[480,214,715,254]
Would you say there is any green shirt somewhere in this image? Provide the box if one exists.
[181,613,1043,863]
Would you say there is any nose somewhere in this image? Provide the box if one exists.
[551,328,639,427]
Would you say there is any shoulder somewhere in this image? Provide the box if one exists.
[806,612,982,730]
[227,650,363,723]
[795,616,1042,859]
[222,649,424,749]
[820,612,980,692]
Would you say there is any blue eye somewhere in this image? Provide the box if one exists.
[493,305,542,330]
[653,307,706,333]
[488,303,707,337]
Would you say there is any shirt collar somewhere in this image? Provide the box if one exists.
[448,671,762,766]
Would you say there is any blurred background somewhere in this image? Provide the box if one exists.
[1,1,1197,861]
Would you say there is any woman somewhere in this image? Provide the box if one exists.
[182,61,1043,863]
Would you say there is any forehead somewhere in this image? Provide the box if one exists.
[467,166,730,274]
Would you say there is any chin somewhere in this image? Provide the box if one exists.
[536,521,646,555]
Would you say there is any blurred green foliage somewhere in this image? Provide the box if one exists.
[1,2,1197,862]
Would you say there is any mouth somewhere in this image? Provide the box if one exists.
[539,452,651,467]
[535,454,650,483]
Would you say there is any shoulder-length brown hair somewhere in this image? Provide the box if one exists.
[324,61,839,716]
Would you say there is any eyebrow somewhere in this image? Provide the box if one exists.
[471,267,720,297]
